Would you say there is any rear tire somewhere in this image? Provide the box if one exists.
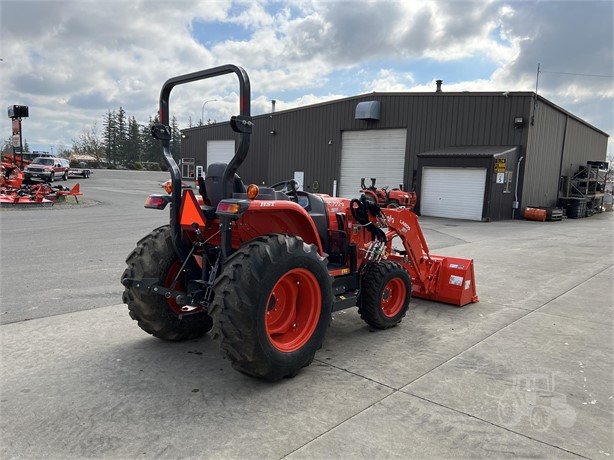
[358,262,411,329]
[121,225,213,341]
[209,234,332,381]
[62,171,68,180]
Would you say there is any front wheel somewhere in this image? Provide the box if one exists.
[49,172,55,183]
[121,225,213,341]
[358,262,411,329]
[209,234,332,380]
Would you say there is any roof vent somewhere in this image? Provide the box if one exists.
[355,101,380,120]
[436,80,443,92]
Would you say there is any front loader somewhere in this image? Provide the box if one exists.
[121,64,478,381]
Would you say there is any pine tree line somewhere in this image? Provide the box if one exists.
[71,108,182,168]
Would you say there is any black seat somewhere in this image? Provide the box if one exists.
[297,192,329,251]
[201,163,246,219]
[203,163,246,206]
[204,163,227,208]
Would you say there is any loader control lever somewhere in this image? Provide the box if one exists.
[350,196,387,243]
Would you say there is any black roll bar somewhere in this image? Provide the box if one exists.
[155,64,251,260]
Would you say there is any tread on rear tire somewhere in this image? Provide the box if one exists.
[209,234,332,381]
[121,225,213,341]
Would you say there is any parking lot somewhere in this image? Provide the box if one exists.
[1,170,613,459]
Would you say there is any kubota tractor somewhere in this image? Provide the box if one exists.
[121,65,478,381]
[360,177,416,209]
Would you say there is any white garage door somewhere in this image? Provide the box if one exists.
[206,140,235,168]
[339,129,406,198]
[421,167,486,221]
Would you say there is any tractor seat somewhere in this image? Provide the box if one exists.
[297,191,329,251]
[198,162,246,220]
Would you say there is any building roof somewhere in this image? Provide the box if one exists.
[417,146,519,158]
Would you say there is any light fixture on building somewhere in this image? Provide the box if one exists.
[269,130,276,135]
[514,117,525,129]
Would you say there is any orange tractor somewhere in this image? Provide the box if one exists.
[360,177,417,209]
[121,65,478,380]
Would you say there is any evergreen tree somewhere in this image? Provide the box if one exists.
[126,116,141,164]
[116,107,127,163]
[170,115,181,163]
[102,110,118,165]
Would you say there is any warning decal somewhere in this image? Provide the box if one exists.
[449,275,463,286]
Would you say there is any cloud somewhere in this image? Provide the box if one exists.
[1,0,612,154]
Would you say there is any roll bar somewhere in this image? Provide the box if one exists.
[152,64,252,260]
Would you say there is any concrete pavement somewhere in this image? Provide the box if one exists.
[1,212,612,459]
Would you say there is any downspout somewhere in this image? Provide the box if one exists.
[512,156,524,219]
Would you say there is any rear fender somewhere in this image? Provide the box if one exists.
[238,201,324,254]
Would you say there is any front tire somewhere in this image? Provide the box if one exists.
[358,262,411,329]
[121,225,213,341]
[49,172,55,182]
[209,234,332,381]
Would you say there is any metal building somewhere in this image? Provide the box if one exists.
[181,89,608,221]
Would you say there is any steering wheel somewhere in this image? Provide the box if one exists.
[270,179,299,202]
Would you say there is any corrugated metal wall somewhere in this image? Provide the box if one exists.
[561,117,609,176]
[184,93,534,195]
[523,102,568,207]
[181,92,607,216]
[182,122,268,186]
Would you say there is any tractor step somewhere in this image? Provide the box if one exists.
[332,292,358,312]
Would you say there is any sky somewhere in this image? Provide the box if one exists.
[1,0,613,157]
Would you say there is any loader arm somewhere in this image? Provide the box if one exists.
[382,208,478,306]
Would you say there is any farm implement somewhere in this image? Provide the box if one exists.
[1,163,83,207]
[121,64,478,381]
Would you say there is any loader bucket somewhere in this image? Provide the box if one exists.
[411,254,478,307]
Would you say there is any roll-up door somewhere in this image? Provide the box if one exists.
[339,129,406,198]
[206,140,235,168]
[421,167,486,220]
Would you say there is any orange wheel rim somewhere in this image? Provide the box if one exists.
[266,268,321,352]
[381,278,406,317]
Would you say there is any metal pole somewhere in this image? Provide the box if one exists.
[17,118,24,168]
[201,99,217,125]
